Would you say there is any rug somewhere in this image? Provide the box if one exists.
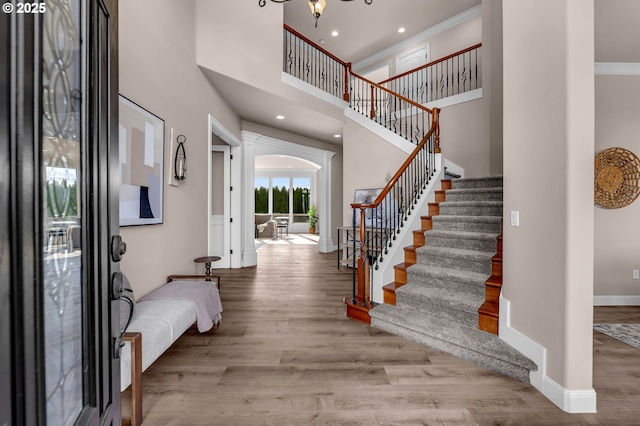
[593,324,640,350]
[255,234,319,250]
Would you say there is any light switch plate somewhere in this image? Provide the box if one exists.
[510,211,519,227]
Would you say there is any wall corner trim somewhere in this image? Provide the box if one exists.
[499,295,597,414]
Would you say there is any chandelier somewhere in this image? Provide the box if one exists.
[259,0,373,28]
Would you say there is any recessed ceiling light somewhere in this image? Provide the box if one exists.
[398,27,406,33]
[331,30,339,37]
[334,134,341,138]
[276,115,285,120]
[319,39,326,45]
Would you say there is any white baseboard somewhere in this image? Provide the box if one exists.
[593,295,640,306]
[542,376,597,414]
[499,295,597,413]
[243,248,257,267]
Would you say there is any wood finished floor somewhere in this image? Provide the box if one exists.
[122,237,640,425]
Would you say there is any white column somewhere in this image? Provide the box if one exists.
[317,150,335,253]
[502,0,595,413]
[241,131,258,267]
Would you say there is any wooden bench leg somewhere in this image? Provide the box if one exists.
[124,332,143,426]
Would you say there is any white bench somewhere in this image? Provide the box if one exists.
[120,275,221,426]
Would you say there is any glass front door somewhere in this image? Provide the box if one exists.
[1,1,121,424]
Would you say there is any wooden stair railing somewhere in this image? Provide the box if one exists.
[283,24,351,102]
[348,71,441,152]
[344,108,440,325]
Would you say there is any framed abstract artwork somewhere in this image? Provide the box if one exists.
[353,187,402,228]
[353,188,383,227]
[118,95,165,226]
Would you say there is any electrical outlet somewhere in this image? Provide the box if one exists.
[633,270,639,280]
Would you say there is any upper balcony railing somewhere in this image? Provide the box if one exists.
[284,25,445,151]
[349,71,437,150]
[378,43,482,105]
[283,24,351,102]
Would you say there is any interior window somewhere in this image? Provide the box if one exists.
[254,177,269,214]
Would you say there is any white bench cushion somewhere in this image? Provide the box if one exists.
[120,299,196,391]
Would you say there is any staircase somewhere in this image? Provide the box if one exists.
[280,26,535,381]
[370,176,537,382]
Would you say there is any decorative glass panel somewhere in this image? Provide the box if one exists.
[42,0,84,424]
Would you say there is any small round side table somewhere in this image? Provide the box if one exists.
[194,256,221,277]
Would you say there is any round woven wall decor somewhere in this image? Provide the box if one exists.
[594,147,640,208]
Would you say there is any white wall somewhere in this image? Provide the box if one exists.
[195,0,284,94]
[119,0,242,297]
[437,97,490,177]
[502,0,595,408]
[482,0,504,176]
[341,120,408,226]
[592,0,640,302]
[594,75,640,300]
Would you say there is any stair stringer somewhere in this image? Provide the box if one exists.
[369,154,444,304]
[344,108,417,154]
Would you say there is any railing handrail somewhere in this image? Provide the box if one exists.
[378,43,482,85]
[349,70,435,115]
[284,24,351,68]
[351,108,440,212]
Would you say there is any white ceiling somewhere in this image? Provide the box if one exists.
[283,0,480,64]
[205,1,480,145]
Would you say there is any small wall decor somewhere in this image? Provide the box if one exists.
[118,95,165,226]
[174,134,187,181]
[594,147,640,209]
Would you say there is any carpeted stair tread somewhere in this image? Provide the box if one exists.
[439,201,503,208]
[407,263,488,286]
[445,188,503,202]
[416,245,495,262]
[424,229,499,252]
[396,284,483,327]
[431,215,503,233]
[432,215,502,224]
[397,282,483,308]
[425,229,499,241]
[438,201,503,217]
[370,304,537,382]
[451,176,503,189]
[415,246,494,275]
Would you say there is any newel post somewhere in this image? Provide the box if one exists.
[431,107,441,153]
[356,208,369,306]
[369,85,376,119]
[343,62,351,102]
